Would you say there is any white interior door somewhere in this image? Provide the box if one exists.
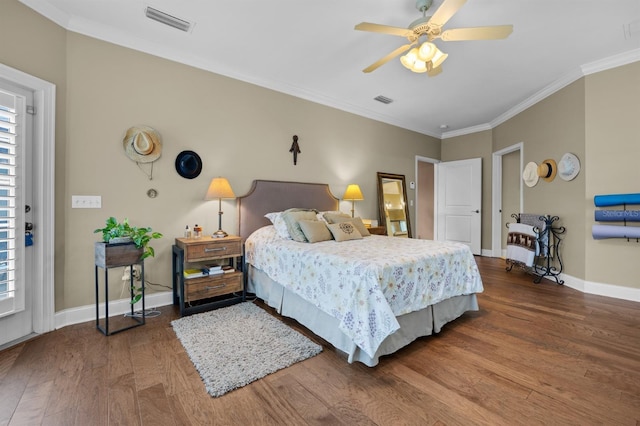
[0,81,33,346]
[436,158,482,255]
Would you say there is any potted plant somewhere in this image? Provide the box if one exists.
[94,217,163,304]
[94,216,163,260]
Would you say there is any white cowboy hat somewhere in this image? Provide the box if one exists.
[523,161,539,187]
[558,152,580,181]
[123,126,162,163]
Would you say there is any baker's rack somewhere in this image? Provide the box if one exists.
[506,213,566,285]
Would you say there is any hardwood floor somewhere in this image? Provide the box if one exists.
[1,256,639,425]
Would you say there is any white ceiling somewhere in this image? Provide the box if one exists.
[19,0,640,138]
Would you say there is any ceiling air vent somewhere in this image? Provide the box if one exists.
[145,6,192,32]
[374,95,393,104]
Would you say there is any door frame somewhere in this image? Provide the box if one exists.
[415,155,439,240]
[491,142,523,258]
[0,63,56,339]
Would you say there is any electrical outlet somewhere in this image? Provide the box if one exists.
[71,195,101,208]
[122,265,141,282]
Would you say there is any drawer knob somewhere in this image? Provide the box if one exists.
[204,247,226,253]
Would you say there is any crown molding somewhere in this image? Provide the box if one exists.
[581,48,640,75]
[445,48,640,139]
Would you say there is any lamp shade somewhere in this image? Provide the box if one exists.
[343,184,364,201]
[204,177,236,200]
[417,42,436,62]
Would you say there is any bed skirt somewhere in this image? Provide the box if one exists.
[247,265,479,367]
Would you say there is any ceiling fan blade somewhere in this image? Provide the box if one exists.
[427,66,443,77]
[428,0,467,27]
[355,22,413,37]
[363,44,414,73]
[440,25,513,41]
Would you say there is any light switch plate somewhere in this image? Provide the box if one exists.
[72,195,101,208]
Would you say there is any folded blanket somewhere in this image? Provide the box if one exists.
[506,223,537,267]
[519,213,548,256]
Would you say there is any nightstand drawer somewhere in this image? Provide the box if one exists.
[184,273,243,302]
[185,239,242,261]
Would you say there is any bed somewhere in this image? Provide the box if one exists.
[238,180,484,367]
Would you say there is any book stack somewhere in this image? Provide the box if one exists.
[205,265,224,275]
[183,265,235,279]
[183,268,206,279]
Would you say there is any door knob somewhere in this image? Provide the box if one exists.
[472,210,479,213]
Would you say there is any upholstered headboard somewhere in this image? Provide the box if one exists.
[237,180,340,241]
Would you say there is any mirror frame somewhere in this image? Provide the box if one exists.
[377,172,412,238]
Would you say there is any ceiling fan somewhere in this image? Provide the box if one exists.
[355,0,513,76]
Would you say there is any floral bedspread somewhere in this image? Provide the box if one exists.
[245,225,484,358]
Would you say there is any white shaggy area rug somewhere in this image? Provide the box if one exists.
[171,302,322,397]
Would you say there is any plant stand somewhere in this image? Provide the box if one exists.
[94,242,146,335]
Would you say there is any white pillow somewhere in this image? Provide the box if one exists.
[316,211,345,223]
[264,212,292,239]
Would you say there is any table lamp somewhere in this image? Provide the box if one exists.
[343,184,364,218]
[204,177,236,238]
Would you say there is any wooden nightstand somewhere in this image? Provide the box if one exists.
[368,226,387,236]
[172,235,245,316]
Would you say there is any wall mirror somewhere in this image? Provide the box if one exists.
[377,172,412,238]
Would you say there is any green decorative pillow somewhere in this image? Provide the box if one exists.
[324,215,371,237]
[298,220,333,243]
[282,209,318,242]
[323,212,351,224]
[327,222,363,242]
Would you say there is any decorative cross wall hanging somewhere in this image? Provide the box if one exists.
[289,135,301,165]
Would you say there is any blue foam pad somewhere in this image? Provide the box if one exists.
[594,193,640,207]
[592,224,640,239]
[594,210,640,222]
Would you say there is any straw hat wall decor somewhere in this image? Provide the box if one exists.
[537,159,557,182]
[122,126,162,180]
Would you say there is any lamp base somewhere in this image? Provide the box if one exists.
[212,229,228,238]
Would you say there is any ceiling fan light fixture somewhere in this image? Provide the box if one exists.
[412,60,428,73]
[417,42,436,62]
[430,49,448,69]
[400,47,419,69]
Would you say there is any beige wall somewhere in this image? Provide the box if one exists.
[585,62,640,288]
[416,161,434,240]
[441,130,493,251]
[501,150,520,248]
[493,80,587,279]
[4,1,440,310]
[441,65,638,291]
[0,0,69,311]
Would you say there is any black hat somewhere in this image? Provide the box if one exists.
[175,150,202,179]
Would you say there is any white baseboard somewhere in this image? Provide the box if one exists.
[52,258,640,331]
[481,249,494,257]
[54,291,174,330]
[487,251,640,303]
[561,274,640,303]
